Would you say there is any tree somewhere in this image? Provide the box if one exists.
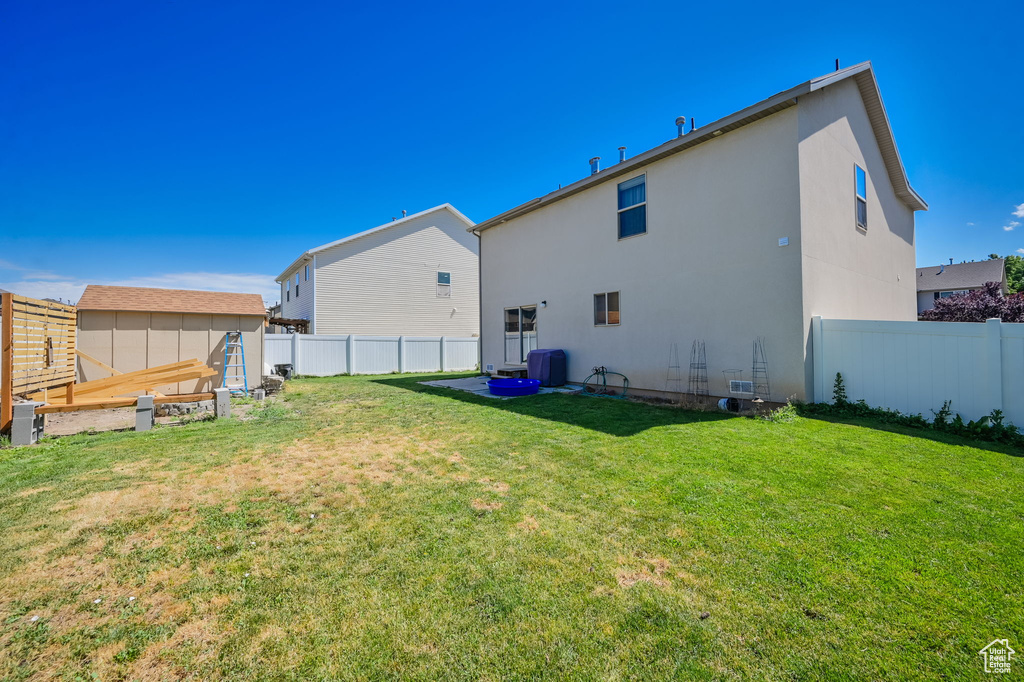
[987,253,1024,293]
[920,282,1024,322]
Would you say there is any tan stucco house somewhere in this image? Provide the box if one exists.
[472,62,927,401]
[916,259,1007,313]
[76,285,266,394]
[276,204,479,336]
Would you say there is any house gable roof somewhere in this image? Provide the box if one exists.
[275,203,475,282]
[77,285,267,316]
[471,62,926,234]
[916,259,1006,292]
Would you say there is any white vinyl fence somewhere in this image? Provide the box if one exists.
[811,316,1024,425]
[265,334,478,376]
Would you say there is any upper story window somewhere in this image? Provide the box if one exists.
[437,271,451,298]
[294,273,300,297]
[286,279,290,302]
[855,165,867,229]
[594,291,620,326]
[617,175,647,239]
[304,264,309,281]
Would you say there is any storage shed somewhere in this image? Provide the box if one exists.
[76,285,266,394]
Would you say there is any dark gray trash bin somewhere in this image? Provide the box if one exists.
[275,363,294,380]
[527,349,567,387]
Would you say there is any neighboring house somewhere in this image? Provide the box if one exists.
[472,61,927,401]
[916,259,1007,313]
[276,204,479,336]
[76,285,266,394]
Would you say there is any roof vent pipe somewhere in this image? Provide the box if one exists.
[675,116,686,137]
[402,209,407,217]
[589,157,601,175]
[690,117,695,132]
[618,146,626,162]
[949,258,953,265]
[939,264,945,274]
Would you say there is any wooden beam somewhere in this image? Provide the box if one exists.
[30,359,205,400]
[75,349,122,376]
[32,363,215,402]
[34,392,215,415]
[1,293,13,433]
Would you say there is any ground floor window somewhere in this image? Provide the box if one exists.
[594,292,620,326]
[504,306,537,364]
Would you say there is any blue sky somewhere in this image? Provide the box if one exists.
[2,0,1022,304]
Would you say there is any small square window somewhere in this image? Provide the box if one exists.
[437,271,451,297]
[594,291,620,326]
[617,175,647,239]
[855,165,867,229]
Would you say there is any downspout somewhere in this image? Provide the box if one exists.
[475,228,483,373]
[310,254,317,334]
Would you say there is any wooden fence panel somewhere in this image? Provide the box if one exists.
[1,293,78,432]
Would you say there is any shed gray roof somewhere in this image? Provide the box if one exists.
[471,61,926,234]
[916,259,1005,292]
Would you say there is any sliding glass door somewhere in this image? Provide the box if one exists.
[504,306,537,364]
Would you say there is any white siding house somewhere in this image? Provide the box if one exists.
[472,62,927,401]
[276,204,479,336]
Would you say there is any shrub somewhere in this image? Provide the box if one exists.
[920,281,1024,322]
[798,372,1023,447]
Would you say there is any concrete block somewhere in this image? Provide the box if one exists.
[11,402,44,446]
[214,388,231,418]
[135,395,155,432]
[253,388,266,401]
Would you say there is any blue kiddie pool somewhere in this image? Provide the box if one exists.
[487,378,541,396]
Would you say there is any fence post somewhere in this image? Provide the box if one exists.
[985,318,1004,413]
[811,316,825,403]
[440,336,448,372]
[291,333,301,375]
[347,335,355,375]
[398,336,406,374]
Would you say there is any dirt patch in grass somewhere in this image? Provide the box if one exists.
[15,486,54,498]
[517,515,540,532]
[616,557,673,589]
[471,499,503,512]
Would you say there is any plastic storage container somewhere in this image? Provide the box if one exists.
[526,349,567,387]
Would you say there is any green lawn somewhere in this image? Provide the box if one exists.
[1,374,1021,680]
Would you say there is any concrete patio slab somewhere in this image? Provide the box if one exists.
[419,376,580,399]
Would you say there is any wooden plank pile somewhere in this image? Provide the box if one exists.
[28,359,217,412]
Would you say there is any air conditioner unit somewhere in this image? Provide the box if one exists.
[729,380,754,394]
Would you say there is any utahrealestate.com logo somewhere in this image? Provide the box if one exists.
[980,639,1015,674]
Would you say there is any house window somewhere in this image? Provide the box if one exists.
[437,271,451,298]
[504,306,537,364]
[286,279,290,302]
[618,175,647,239]
[855,165,867,229]
[594,292,620,326]
[304,264,309,281]
[935,290,970,300]
[295,273,300,297]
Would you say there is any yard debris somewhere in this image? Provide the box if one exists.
[29,615,39,622]
[93,598,102,604]
[700,611,710,620]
